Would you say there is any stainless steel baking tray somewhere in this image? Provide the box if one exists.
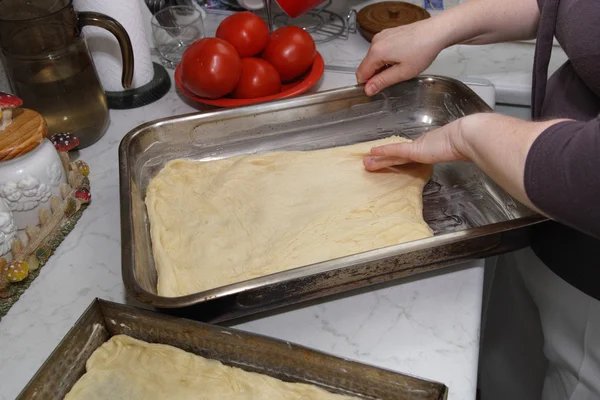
[18,299,448,400]
[119,76,545,322]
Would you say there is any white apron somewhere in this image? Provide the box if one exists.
[479,248,600,400]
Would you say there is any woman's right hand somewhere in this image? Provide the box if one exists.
[356,19,446,96]
[355,0,542,96]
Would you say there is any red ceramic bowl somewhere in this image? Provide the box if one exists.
[175,52,324,108]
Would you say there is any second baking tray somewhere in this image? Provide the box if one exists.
[18,299,447,399]
[119,76,545,322]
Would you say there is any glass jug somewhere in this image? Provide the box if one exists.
[0,0,134,148]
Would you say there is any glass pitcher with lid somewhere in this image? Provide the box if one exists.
[0,0,134,148]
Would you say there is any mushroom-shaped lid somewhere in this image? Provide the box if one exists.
[0,108,46,162]
[0,92,23,108]
[50,132,80,152]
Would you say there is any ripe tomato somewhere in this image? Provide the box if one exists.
[262,26,316,82]
[216,12,269,58]
[180,38,242,99]
[232,58,281,99]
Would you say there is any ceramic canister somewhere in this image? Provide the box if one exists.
[0,138,68,230]
[0,197,16,260]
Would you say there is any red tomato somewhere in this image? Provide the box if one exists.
[216,12,270,58]
[262,26,316,82]
[180,38,242,99]
[232,58,281,99]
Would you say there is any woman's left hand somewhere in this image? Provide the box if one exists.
[363,113,567,215]
[363,118,468,171]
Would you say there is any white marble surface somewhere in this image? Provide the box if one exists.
[0,9,553,400]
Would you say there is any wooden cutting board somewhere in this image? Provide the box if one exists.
[0,108,47,162]
[357,1,431,42]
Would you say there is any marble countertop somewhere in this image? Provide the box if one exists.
[0,10,560,399]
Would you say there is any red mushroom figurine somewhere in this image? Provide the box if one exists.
[50,132,80,152]
[75,188,91,202]
[0,92,23,131]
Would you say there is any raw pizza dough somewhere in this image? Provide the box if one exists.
[64,335,357,400]
[146,136,433,297]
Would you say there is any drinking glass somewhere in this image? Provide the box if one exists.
[151,5,204,68]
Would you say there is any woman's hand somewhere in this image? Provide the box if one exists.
[355,19,446,96]
[364,113,568,215]
[355,0,541,97]
[363,118,468,171]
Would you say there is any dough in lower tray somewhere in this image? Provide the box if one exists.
[145,136,434,297]
[64,335,357,400]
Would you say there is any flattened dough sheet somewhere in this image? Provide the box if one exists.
[64,335,357,400]
[146,136,434,297]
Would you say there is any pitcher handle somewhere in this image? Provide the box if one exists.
[77,12,134,89]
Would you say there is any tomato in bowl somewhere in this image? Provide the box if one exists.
[262,26,316,82]
[175,51,324,107]
[232,58,282,99]
[216,12,270,58]
[179,38,242,100]
[176,13,324,107]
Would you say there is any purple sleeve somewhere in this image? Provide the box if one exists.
[524,118,600,239]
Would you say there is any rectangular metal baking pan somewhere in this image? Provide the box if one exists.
[119,76,545,322]
[18,299,448,400]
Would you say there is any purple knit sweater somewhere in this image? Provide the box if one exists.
[525,0,600,298]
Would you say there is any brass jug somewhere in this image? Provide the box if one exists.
[0,0,134,148]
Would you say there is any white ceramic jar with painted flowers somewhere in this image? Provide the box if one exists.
[0,93,72,232]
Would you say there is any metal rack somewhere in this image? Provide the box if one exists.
[271,0,357,44]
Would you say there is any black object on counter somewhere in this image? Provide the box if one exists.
[106,62,171,110]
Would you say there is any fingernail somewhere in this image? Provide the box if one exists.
[365,83,377,96]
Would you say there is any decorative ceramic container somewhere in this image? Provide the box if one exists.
[0,94,92,313]
[0,197,16,260]
[0,139,67,230]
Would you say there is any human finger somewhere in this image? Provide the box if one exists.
[373,123,467,165]
[370,142,414,158]
[364,63,415,96]
[363,155,411,171]
[355,44,388,84]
